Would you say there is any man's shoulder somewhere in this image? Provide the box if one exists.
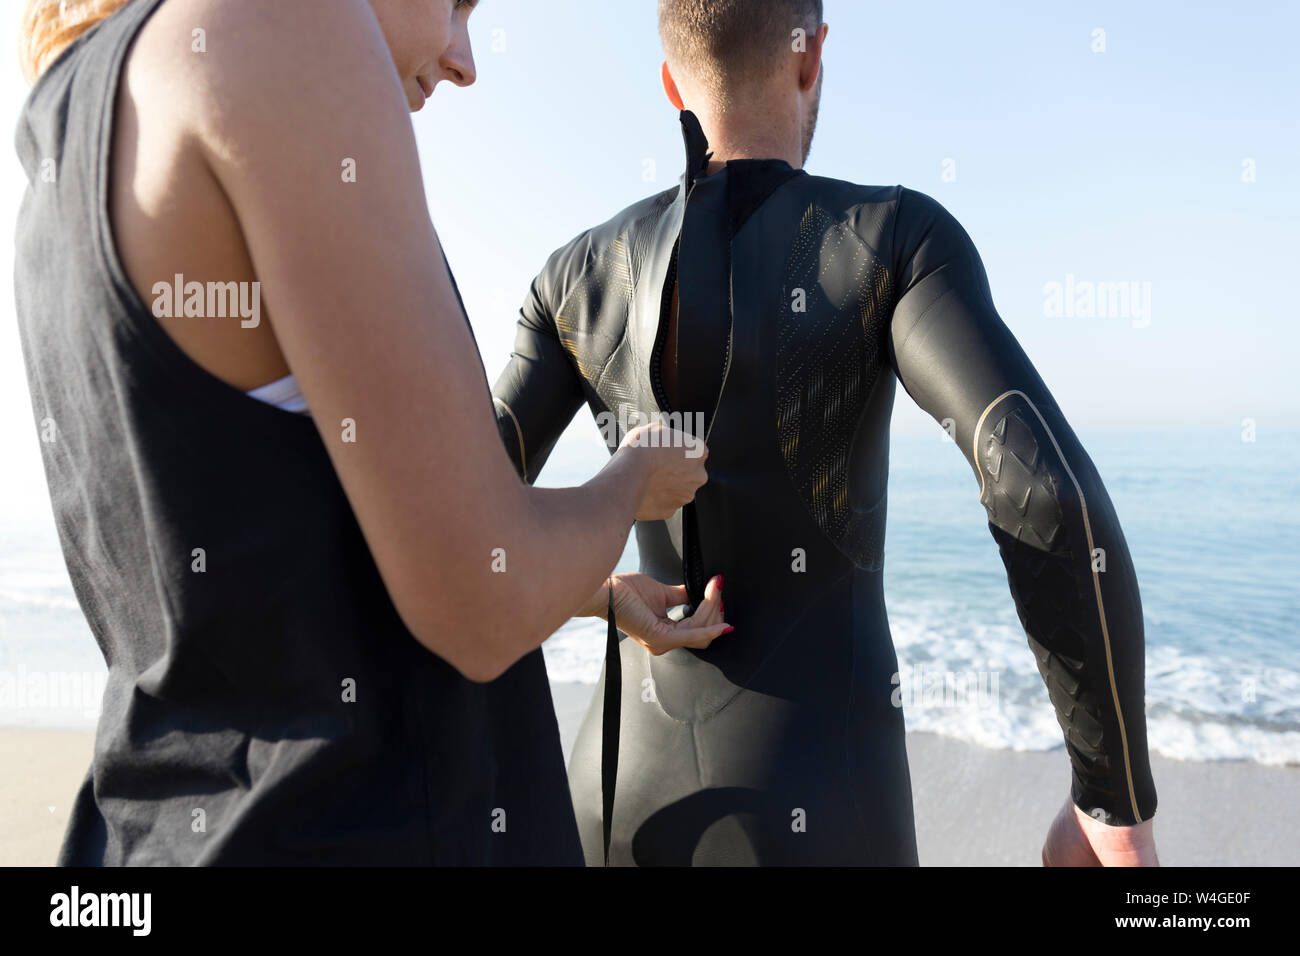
[795,175,949,214]
[556,186,677,258]
[798,173,901,209]
[793,176,968,255]
[533,186,679,298]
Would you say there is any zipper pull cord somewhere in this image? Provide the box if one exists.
[600,578,620,866]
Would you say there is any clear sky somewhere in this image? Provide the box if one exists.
[1,1,1297,515]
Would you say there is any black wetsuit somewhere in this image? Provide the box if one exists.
[492,111,1156,865]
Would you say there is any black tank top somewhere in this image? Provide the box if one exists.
[12,0,580,865]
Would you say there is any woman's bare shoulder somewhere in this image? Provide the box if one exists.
[109,0,415,390]
[127,0,396,154]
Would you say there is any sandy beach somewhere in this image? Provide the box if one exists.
[3,680,1296,866]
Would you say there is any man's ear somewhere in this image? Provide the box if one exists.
[799,23,829,92]
[661,61,686,111]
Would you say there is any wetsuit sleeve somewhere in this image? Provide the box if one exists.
[490,263,586,484]
[885,187,1157,826]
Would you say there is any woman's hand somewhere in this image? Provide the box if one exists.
[582,573,732,655]
[1041,796,1159,866]
[609,424,710,521]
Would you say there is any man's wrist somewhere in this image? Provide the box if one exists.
[1071,781,1153,828]
[1072,800,1155,838]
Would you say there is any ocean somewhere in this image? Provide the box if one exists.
[2,422,1297,768]
[539,422,1300,767]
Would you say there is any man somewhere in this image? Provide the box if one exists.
[492,0,1158,866]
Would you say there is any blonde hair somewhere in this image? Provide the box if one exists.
[19,0,131,83]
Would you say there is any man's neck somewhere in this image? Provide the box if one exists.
[693,110,803,176]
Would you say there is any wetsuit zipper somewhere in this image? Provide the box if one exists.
[649,237,681,417]
[650,191,735,442]
[648,182,738,614]
[648,234,708,611]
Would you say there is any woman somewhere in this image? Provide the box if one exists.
[14,0,728,865]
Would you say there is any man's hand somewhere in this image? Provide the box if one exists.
[608,424,709,521]
[1041,796,1159,866]
[580,572,733,655]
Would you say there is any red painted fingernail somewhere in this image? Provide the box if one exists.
[721,624,735,635]
[718,575,724,589]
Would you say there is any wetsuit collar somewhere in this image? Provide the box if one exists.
[678,109,801,191]
[679,110,713,192]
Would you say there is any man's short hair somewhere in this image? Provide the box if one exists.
[658,0,824,101]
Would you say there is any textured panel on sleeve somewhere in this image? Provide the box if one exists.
[978,405,1128,817]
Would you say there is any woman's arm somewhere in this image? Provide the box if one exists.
[177,0,704,681]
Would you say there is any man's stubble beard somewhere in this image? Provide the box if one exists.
[801,67,823,165]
